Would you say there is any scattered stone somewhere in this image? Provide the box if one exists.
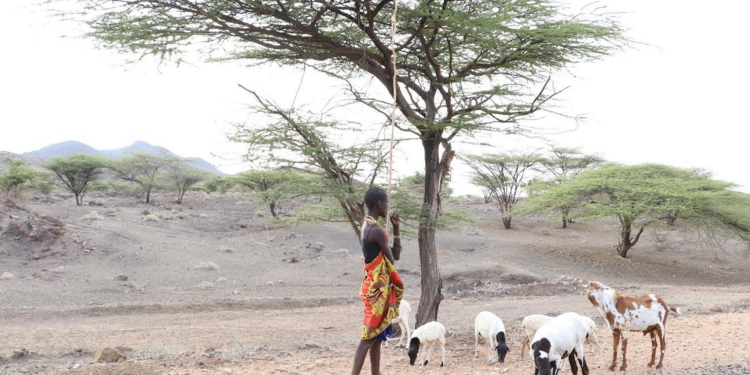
[87,200,105,207]
[194,262,220,271]
[12,349,29,359]
[298,342,323,350]
[220,246,234,253]
[222,368,232,374]
[114,274,128,282]
[124,282,147,293]
[93,347,126,363]
[306,242,325,252]
[1,272,14,280]
[80,211,103,221]
[199,214,209,218]
[142,210,151,215]
[330,248,351,258]
[197,281,214,289]
[142,214,160,222]
[72,364,81,369]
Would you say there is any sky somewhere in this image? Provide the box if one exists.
[1,0,748,195]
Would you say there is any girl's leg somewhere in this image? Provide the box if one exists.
[351,339,375,375]
[369,340,382,375]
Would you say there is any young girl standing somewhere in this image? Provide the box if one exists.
[350,187,403,375]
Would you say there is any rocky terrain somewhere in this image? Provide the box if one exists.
[2,192,750,374]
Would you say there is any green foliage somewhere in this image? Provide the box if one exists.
[165,162,207,204]
[109,152,179,203]
[46,154,108,205]
[464,152,543,229]
[33,171,57,195]
[233,169,310,217]
[391,172,472,235]
[202,176,235,194]
[0,157,38,195]
[523,164,750,257]
[534,146,606,226]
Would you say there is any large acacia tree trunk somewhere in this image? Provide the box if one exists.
[503,217,512,230]
[617,215,644,258]
[415,138,444,327]
[269,201,277,218]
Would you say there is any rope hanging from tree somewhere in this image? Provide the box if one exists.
[386,0,398,238]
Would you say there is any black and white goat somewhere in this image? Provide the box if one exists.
[474,311,509,363]
[530,312,590,375]
[408,321,446,368]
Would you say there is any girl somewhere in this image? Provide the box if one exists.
[351,187,403,375]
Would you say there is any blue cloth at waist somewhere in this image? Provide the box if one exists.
[374,324,393,341]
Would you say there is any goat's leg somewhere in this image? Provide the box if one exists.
[423,344,434,367]
[656,325,666,369]
[440,338,446,367]
[568,351,578,375]
[609,331,620,371]
[488,334,495,363]
[395,321,405,348]
[474,330,479,359]
[580,356,590,375]
[648,331,657,367]
[620,331,628,371]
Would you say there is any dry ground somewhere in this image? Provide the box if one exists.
[2,192,750,374]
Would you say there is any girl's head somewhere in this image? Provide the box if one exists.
[364,187,388,218]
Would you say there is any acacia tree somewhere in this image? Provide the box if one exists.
[538,146,604,228]
[0,157,37,196]
[523,164,750,258]
[110,152,179,203]
[230,92,388,241]
[165,162,206,204]
[233,169,307,217]
[46,154,107,205]
[464,153,541,229]
[65,0,625,324]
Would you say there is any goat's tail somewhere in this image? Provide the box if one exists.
[669,307,681,316]
[521,337,529,358]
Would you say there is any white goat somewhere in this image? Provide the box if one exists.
[530,313,590,375]
[408,321,446,368]
[385,300,412,348]
[474,311,509,363]
[521,314,603,369]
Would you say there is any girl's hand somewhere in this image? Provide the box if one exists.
[390,212,400,227]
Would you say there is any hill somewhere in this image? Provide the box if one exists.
[24,140,99,158]
[19,140,224,174]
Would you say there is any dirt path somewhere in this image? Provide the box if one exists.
[3,193,750,374]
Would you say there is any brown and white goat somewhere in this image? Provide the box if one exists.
[585,281,679,371]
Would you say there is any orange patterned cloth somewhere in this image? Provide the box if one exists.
[360,252,404,340]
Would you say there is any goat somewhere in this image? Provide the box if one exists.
[385,300,412,348]
[530,312,590,375]
[522,314,603,369]
[474,311,509,363]
[585,281,680,371]
[408,321,446,368]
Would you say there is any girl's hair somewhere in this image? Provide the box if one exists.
[364,187,388,209]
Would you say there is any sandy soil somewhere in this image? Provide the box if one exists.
[2,192,750,374]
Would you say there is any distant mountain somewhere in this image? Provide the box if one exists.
[21,140,224,175]
[100,140,169,158]
[25,140,100,158]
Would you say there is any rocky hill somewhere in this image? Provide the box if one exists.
[18,140,223,174]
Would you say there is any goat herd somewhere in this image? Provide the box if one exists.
[390,281,680,375]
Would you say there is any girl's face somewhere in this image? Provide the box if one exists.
[377,198,389,218]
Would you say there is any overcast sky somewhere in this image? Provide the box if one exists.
[1,0,748,195]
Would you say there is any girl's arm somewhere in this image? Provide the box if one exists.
[390,213,401,261]
[372,227,396,265]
